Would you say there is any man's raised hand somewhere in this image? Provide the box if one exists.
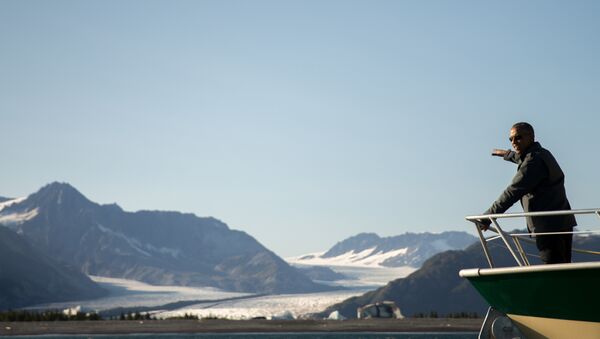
[492,149,510,157]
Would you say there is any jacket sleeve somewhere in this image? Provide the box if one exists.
[485,154,549,215]
[503,150,519,164]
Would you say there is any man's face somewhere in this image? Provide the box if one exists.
[509,127,534,155]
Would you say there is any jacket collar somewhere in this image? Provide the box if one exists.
[519,141,542,160]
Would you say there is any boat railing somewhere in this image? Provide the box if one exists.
[465,208,600,268]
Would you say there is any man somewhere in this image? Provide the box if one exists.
[478,122,576,264]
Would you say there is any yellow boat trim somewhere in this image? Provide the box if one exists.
[508,314,600,339]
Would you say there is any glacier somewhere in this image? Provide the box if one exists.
[27,275,365,320]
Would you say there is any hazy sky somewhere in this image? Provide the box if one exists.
[2,1,599,256]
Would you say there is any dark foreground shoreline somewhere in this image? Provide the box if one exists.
[0,319,482,336]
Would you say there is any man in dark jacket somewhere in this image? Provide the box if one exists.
[478,122,576,264]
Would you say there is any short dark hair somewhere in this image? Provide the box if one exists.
[512,122,534,137]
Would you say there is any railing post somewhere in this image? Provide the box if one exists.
[475,222,494,268]
[490,218,523,266]
[512,237,530,266]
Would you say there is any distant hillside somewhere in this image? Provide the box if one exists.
[290,232,477,268]
[0,226,107,310]
[0,182,333,294]
[295,266,348,282]
[318,234,600,318]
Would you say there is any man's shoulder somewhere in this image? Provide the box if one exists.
[524,142,551,159]
[522,143,560,172]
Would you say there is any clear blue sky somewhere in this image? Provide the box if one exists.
[2,1,599,256]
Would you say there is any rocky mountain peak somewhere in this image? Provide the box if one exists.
[27,182,93,209]
[323,232,382,258]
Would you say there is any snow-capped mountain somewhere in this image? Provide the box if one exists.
[0,182,333,295]
[0,196,13,203]
[288,232,477,268]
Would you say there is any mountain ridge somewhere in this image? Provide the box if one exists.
[290,231,477,268]
[0,182,333,295]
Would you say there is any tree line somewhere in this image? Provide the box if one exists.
[0,310,101,321]
[0,310,190,321]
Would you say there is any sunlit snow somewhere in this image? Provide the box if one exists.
[0,208,39,226]
[287,247,410,268]
[0,197,26,212]
[156,290,366,320]
[0,197,39,226]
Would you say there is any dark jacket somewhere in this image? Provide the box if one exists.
[485,142,576,233]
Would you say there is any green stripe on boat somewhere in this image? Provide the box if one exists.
[461,263,600,322]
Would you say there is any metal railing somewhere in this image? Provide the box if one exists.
[465,208,600,268]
